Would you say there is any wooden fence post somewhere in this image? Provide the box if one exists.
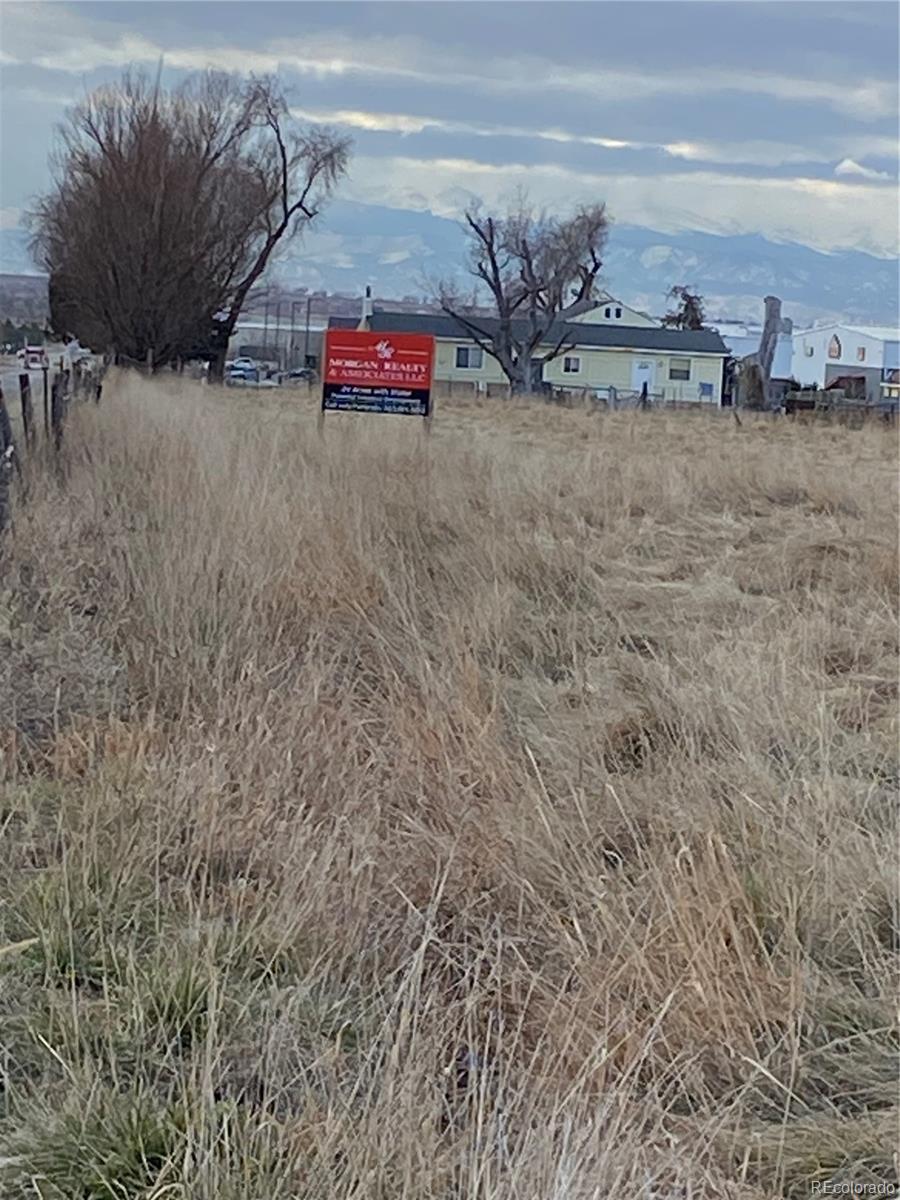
[0,442,10,534]
[51,373,65,454]
[0,386,16,464]
[18,372,34,448]
[0,448,11,536]
[0,386,18,534]
[42,365,50,436]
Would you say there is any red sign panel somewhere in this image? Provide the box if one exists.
[323,329,435,416]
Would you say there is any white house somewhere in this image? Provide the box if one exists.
[791,323,900,404]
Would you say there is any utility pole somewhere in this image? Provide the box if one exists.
[289,299,300,367]
[262,289,270,353]
[304,296,312,365]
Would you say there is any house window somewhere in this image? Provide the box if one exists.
[455,345,483,369]
[615,307,622,319]
[604,307,611,318]
[563,355,581,374]
[669,358,691,381]
[856,346,866,362]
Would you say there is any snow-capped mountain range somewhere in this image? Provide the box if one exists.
[3,200,896,326]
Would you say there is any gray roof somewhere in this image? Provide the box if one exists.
[334,310,728,355]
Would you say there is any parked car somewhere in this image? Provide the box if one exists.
[230,356,257,372]
[225,369,280,389]
[16,345,49,369]
[225,365,259,384]
[269,368,315,386]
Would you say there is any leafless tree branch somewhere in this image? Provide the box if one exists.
[28,70,350,374]
[437,195,609,394]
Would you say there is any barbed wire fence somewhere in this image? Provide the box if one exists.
[0,352,106,537]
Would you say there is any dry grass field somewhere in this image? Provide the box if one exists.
[1,371,897,1199]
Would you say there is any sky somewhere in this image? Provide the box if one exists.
[1,0,898,293]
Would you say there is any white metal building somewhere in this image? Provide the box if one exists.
[791,323,900,404]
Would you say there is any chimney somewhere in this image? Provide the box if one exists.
[357,285,373,331]
[758,295,782,392]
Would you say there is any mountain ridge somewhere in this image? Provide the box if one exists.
[3,201,896,327]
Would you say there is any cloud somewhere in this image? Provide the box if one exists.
[294,107,900,175]
[664,139,825,168]
[322,41,899,123]
[292,108,436,136]
[378,249,413,265]
[28,36,284,76]
[3,7,895,121]
[639,246,675,269]
[536,62,896,121]
[342,154,900,258]
[290,106,646,151]
[834,157,891,180]
[0,207,22,230]
[848,135,900,160]
[2,4,896,266]
[15,84,76,106]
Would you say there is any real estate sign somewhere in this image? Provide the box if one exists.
[322,329,435,417]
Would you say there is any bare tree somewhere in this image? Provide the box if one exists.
[661,286,706,331]
[29,71,350,376]
[438,196,609,394]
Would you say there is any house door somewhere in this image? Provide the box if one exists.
[631,358,655,394]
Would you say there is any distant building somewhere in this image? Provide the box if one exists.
[791,323,900,405]
[228,315,329,368]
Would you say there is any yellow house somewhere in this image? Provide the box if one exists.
[342,303,729,405]
[571,293,659,329]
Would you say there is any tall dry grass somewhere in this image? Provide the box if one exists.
[0,371,897,1199]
